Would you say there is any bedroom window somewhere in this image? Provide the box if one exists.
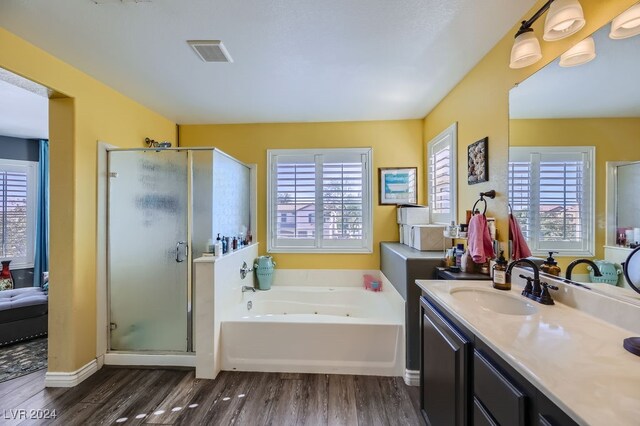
[0,159,38,268]
[508,146,595,256]
[267,148,372,253]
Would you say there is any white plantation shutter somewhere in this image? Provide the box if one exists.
[509,147,594,255]
[508,160,531,240]
[428,123,457,224]
[0,160,37,267]
[268,149,372,252]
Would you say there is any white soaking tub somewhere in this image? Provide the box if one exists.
[220,286,404,376]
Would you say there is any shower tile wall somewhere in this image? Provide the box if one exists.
[211,151,251,245]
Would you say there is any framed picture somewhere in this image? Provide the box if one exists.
[468,137,488,185]
[379,167,417,205]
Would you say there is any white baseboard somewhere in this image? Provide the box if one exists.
[404,369,420,386]
[45,359,99,388]
[104,352,196,367]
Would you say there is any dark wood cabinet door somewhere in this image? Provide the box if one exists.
[420,298,471,426]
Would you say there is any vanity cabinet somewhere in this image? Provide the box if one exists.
[420,298,471,426]
[420,294,578,426]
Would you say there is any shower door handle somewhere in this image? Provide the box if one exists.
[176,241,188,262]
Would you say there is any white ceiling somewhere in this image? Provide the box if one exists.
[0,77,48,139]
[510,23,640,119]
[0,0,536,124]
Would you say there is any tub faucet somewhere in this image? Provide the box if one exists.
[566,259,602,281]
[242,285,256,293]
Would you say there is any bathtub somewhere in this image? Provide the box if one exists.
[220,286,404,376]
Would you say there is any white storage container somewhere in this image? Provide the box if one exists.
[408,224,446,251]
[396,206,430,225]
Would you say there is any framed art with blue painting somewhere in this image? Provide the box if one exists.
[379,167,417,205]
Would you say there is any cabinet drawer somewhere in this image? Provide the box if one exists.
[474,350,526,426]
[473,397,497,426]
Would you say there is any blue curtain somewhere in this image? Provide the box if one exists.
[34,139,49,287]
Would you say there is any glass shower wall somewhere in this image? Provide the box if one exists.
[212,150,251,243]
[108,150,189,352]
[191,150,214,259]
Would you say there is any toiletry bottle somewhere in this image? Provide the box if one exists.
[455,243,464,267]
[447,221,458,238]
[221,236,228,254]
[540,251,561,276]
[214,234,222,256]
[492,251,509,290]
[460,248,470,273]
[232,236,238,250]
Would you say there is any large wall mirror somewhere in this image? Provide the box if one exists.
[508,2,640,304]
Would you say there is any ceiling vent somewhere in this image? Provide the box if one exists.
[187,40,233,63]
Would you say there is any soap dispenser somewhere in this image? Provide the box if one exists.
[540,252,561,276]
[492,251,509,290]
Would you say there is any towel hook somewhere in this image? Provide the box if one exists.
[472,190,496,215]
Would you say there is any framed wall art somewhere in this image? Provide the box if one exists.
[379,167,417,205]
[468,137,488,185]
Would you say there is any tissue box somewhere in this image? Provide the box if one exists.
[407,224,446,251]
[397,206,430,225]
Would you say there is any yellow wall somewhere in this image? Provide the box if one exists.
[510,118,640,269]
[423,0,638,261]
[180,120,423,269]
[0,28,176,372]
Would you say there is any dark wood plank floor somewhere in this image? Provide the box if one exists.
[0,368,422,425]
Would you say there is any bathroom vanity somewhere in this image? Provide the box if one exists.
[416,275,640,426]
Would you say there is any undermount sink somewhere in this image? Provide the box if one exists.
[450,287,538,316]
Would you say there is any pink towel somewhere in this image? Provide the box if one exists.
[468,214,495,264]
[509,214,531,260]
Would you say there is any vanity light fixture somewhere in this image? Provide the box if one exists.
[509,0,586,69]
[610,3,640,39]
[559,36,596,67]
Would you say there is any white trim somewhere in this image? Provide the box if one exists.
[96,141,117,361]
[404,369,420,386]
[104,352,196,367]
[44,359,99,388]
[426,123,457,225]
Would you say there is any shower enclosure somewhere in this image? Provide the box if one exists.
[107,148,251,353]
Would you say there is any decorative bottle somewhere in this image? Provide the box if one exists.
[0,260,14,291]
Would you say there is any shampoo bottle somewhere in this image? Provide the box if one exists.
[214,234,223,257]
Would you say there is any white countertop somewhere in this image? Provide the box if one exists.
[416,279,640,426]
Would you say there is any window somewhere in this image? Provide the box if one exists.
[267,148,372,253]
[427,123,457,224]
[508,146,594,256]
[0,159,38,268]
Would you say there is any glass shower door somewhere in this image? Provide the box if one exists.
[108,150,189,352]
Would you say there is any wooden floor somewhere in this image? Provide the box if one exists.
[0,367,422,425]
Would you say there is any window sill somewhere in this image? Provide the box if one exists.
[267,248,373,254]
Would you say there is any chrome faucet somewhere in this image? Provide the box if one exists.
[565,259,602,281]
[241,285,256,293]
[507,258,558,305]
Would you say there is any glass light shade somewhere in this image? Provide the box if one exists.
[510,31,542,69]
[543,0,586,41]
[610,4,640,39]
[559,36,596,67]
